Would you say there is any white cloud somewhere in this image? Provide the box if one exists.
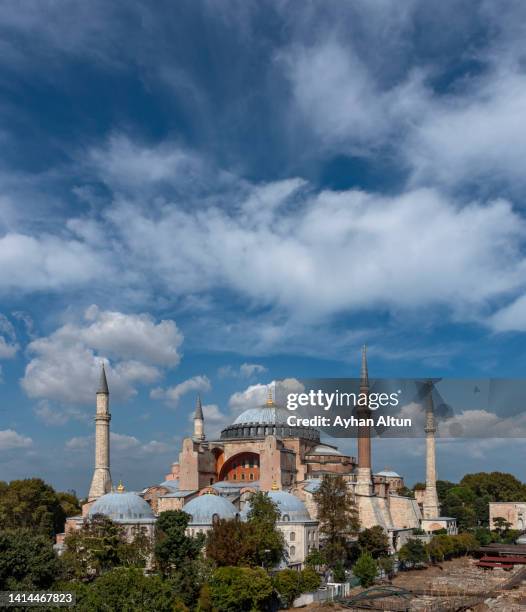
[0,314,19,358]
[65,432,173,456]
[0,429,32,450]
[22,305,183,406]
[151,375,211,407]
[488,293,526,332]
[0,232,107,292]
[218,363,267,378]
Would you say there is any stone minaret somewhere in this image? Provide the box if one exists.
[355,345,373,495]
[88,364,112,501]
[193,394,205,441]
[423,382,440,519]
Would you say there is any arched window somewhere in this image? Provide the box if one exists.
[290,532,296,541]
[212,513,219,524]
[282,514,290,522]
[290,545,296,557]
[249,473,254,481]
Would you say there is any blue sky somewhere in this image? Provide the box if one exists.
[1,1,526,495]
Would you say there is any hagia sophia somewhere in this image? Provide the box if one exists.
[57,348,457,568]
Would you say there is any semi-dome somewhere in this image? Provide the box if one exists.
[88,491,155,522]
[243,490,312,522]
[184,493,238,525]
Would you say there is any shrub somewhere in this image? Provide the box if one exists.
[353,552,378,588]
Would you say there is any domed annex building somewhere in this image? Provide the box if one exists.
[60,349,456,567]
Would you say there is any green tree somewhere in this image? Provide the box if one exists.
[56,491,81,519]
[155,510,206,608]
[71,568,174,612]
[305,548,326,569]
[377,556,394,579]
[155,510,204,575]
[245,492,284,568]
[0,528,61,590]
[62,514,151,581]
[461,472,526,502]
[300,567,321,592]
[358,526,389,559]
[208,566,273,612]
[273,569,301,607]
[0,478,66,537]
[196,583,214,612]
[313,474,359,568]
[353,552,377,588]
[398,538,428,569]
[441,486,477,530]
[206,517,251,566]
[493,516,512,535]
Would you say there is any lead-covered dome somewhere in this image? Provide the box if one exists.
[88,491,155,522]
[184,493,238,525]
[221,401,319,442]
[242,490,312,522]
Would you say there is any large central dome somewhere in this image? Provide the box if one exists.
[220,401,319,442]
[233,406,291,425]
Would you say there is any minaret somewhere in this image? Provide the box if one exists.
[355,345,373,495]
[423,382,440,519]
[193,394,205,441]
[88,364,112,501]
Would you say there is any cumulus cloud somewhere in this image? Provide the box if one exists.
[0,429,32,450]
[228,378,304,414]
[22,305,183,406]
[151,375,211,407]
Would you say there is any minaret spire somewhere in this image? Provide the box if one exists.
[423,381,440,519]
[88,363,112,501]
[193,394,205,441]
[98,362,109,395]
[356,344,373,495]
[360,344,369,389]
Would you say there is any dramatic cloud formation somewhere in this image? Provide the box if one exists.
[22,306,183,409]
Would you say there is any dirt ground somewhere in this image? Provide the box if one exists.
[286,557,526,610]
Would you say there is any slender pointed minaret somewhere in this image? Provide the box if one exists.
[88,363,112,501]
[355,345,373,495]
[423,381,440,519]
[193,394,205,441]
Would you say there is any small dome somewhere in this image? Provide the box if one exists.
[184,494,238,525]
[159,479,179,491]
[307,444,342,456]
[243,490,312,522]
[376,470,401,478]
[304,479,321,493]
[89,491,155,522]
[516,533,526,545]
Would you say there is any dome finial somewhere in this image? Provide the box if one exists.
[266,384,274,406]
[271,480,279,490]
[116,480,125,493]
